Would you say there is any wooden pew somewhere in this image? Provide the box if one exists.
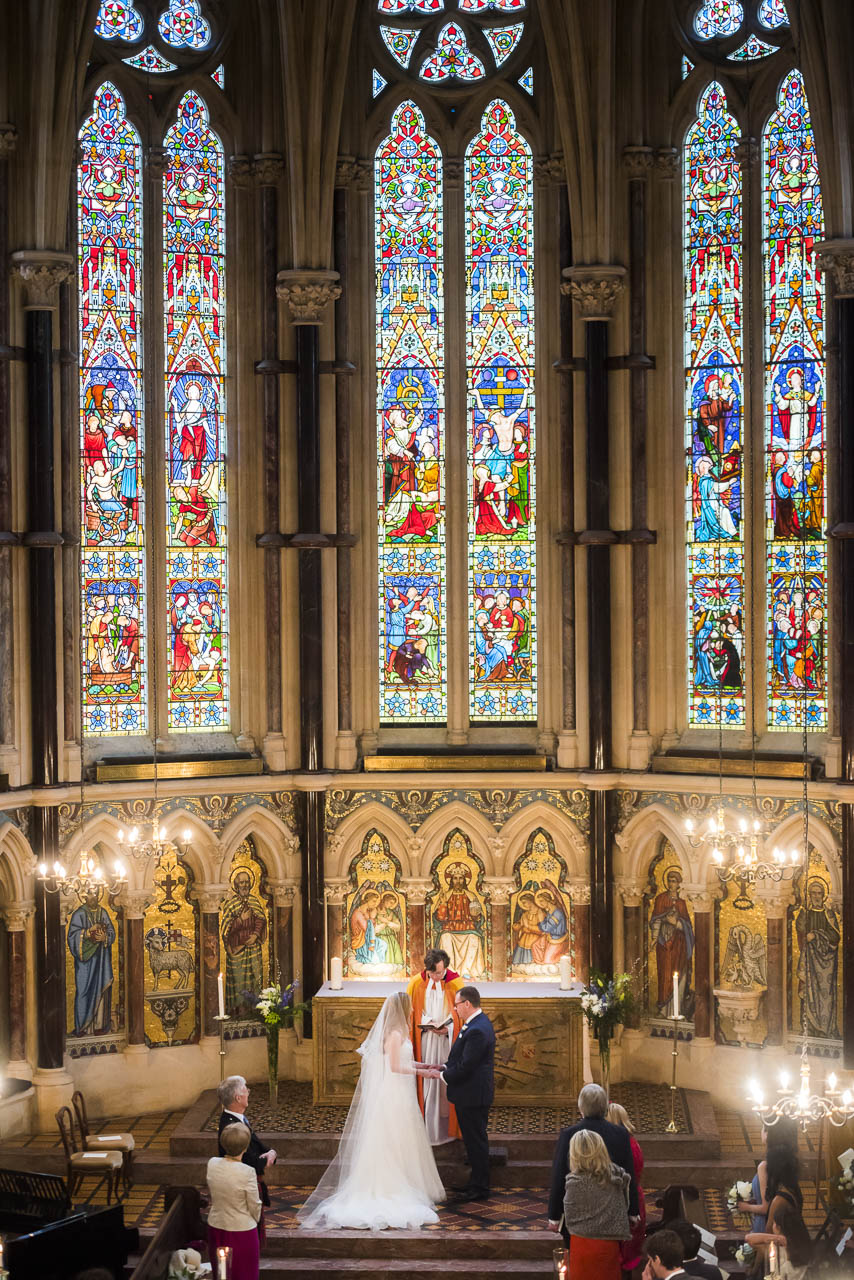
[130,1187,207,1280]
[0,1167,70,1235]
[5,1202,137,1279]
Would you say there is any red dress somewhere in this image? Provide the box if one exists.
[619,1135,646,1271]
[568,1237,621,1279]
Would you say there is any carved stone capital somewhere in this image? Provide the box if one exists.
[227,154,253,188]
[815,239,854,298]
[534,152,566,186]
[1,901,35,932]
[11,250,74,310]
[685,889,716,912]
[622,145,654,181]
[276,268,342,325]
[560,264,627,321]
[146,147,170,181]
[403,878,433,907]
[751,883,791,919]
[324,879,349,907]
[192,884,228,914]
[735,137,759,168]
[121,889,153,920]
[654,147,680,181]
[444,158,463,191]
[616,879,645,909]
[0,124,18,156]
[487,878,514,907]
[568,879,592,906]
[335,155,372,191]
[253,153,285,187]
[269,880,298,908]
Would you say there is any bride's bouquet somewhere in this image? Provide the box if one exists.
[727,1179,753,1212]
[734,1243,756,1265]
[167,1248,211,1279]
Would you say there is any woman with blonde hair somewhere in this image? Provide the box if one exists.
[207,1122,262,1279]
[608,1103,646,1277]
[563,1128,631,1279]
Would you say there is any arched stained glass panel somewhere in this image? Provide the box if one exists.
[694,1,744,38]
[420,23,486,80]
[163,92,229,731]
[376,102,447,724]
[764,71,826,729]
[459,0,526,10]
[759,0,788,29]
[684,83,745,728]
[78,83,148,736]
[466,100,536,722]
[95,1,144,41]
[378,0,443,9]
[158,0,211,49]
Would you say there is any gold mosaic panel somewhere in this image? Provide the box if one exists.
[142,849,199,1047]
[509,828,572,980]
[788,847,842,1039]
[220,837,272,1012]
[344,830,408,980]
[64,845,124,1044]
[645,841,695,1019]
[715,879,768,1047]
[426,829,490,981]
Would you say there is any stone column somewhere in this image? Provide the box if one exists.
[562,266,626,975]
[570,882,591,984]
[0,125,17,760]
[488,880,514,982]
[618,883,644,1029]
[277,270,342,1019]
[12,251,75,1126]
[754,885,790,1047]
[2,902,34,1075]
[816,239,854,1064]
[404,879,432,973]
[122,890,152,1054]
[324,880,348,979]
[270,882,297,988]
[192,886,227,1036]
[687,890,715,1042]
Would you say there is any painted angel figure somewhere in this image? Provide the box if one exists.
[722,924,767,989]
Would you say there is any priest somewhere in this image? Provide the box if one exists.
[407,948,464,1144]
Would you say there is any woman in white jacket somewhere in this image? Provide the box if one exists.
[207,1122,262,1279]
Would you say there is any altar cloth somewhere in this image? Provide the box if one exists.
[314,980,585,999]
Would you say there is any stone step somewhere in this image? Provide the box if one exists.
[138,1228,552,1262]
[256,1261,553,1277]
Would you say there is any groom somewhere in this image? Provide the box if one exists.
[420,985,495,1202]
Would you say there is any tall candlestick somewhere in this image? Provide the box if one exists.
[672,971,680,1019]
[329,956,343,990]
[217,971,225,1018]
[217,1245,230,1279]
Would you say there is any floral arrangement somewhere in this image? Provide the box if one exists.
[833,1156,854,1212]
[167,1248,211,1279]
[726,1179,753,1213]
[243,979,309,1030]
[734,1243,755,1265]
[579,970,637,1090]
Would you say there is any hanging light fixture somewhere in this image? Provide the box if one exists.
[748,1044,854,1129]
[38,848,127,898]
[120,820,192,863]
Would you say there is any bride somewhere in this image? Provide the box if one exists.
[298,991,445,1230]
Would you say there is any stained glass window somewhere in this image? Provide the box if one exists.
[378,0,443,9]
[763,71,826,729]
[459,0,526,9]
[420,23,486,80]
[163,93,229,731]
[211,64,225,89]
[123,46,178,72]
[759,0,788,28]
[682,55,695,78]
[484,24,523,67]
[518,66,534,95]
[728,34,776,60]
[466,101,536,722]
[694,1,744,38]
[95,1,144,41]
[684,83,745,728]
[380,25,420,69]
[78,83,148,736]
[376,102,447,723]
[158,0,211,49]
[372,69,388,97]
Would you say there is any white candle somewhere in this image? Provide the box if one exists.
[217,971,225,1018]
[768,1241,778,1274]
[217,1245,229,1279]
[672,971,680,1019]
[559,955,572,990]
[330,956,343,990]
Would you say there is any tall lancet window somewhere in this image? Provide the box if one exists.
[78,83,148,735]
[163,92,230,731]
[684,82,745,729]
[376,101,446,724]
[763,70,826,730]
[466,100,536,722]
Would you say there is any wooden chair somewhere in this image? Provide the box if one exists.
[71,1090,135,1193]
[55,1106,122,1206]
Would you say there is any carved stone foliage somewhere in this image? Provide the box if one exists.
[57,791,297,848]
[622,146,654,180]
[11,250,74,309]
[227,154,253,188]
[653,147,680,181]
[324,788,590,836]
[0,124,18,155]
[816,239,854,298]
[335,156,371,191]
[253,153,285,187]
[276,269,342,325]
[561,265,627,320]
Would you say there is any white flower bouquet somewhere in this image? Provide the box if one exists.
[734,1243,756,1264]
[833,1157,854,1210]
[726,1179,753,1212]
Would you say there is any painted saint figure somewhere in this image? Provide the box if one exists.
[67,885,116,1037]
[649,868,694,1017]
[220,869,268,1012]
[433,863,486,980]
[795,878,840,1039]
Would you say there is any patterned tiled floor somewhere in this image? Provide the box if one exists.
[3,1110,183,1148]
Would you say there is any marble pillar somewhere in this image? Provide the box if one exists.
[489,881,513,982]
[619,886,644,1030]
[324,881,347,980]
[754,890,790,1047]
[571,884,591,984]
[194,887,227,1037]
[688,891,715,1042]
[2,902,34,1074]
[404,880,431,974]
[122,891,151,1053]
[271,882,297,988]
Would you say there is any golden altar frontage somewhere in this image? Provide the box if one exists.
[312,981,584,1106]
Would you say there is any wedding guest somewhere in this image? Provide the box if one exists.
[608,1102,646,1276]
[217,1075,276,1213]
[745,1146,811,1279]
[549,1084,639,1242]
[207,1122,262,1280]
[642,1229,687,1279]
[736,1118,798,1233]
[563,1129,631,1279]
[668,1220,723,1279]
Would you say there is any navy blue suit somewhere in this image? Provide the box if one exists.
[548,1114,638,1224]
[443,1011,495,1195]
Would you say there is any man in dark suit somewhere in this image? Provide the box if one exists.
[421,984,496,1202]
[547,1083,639,1239]
[217,1074,277,1207]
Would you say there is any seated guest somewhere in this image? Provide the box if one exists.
[668,1220,723,1279]
[217,1075,277,1209]
[548,1084,639,1240]
[642,1229,687,1279]
[736,1118,799,1234]
[608,1102,646,1277]
[207,1122,262,1280]
[745,1146,811,1279]
[563,1129,631,1280]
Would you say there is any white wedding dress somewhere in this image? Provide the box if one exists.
[298,993,445,1230]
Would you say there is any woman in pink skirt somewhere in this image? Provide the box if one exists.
[608,1103,646,1278]
[207,1123,262,1280]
